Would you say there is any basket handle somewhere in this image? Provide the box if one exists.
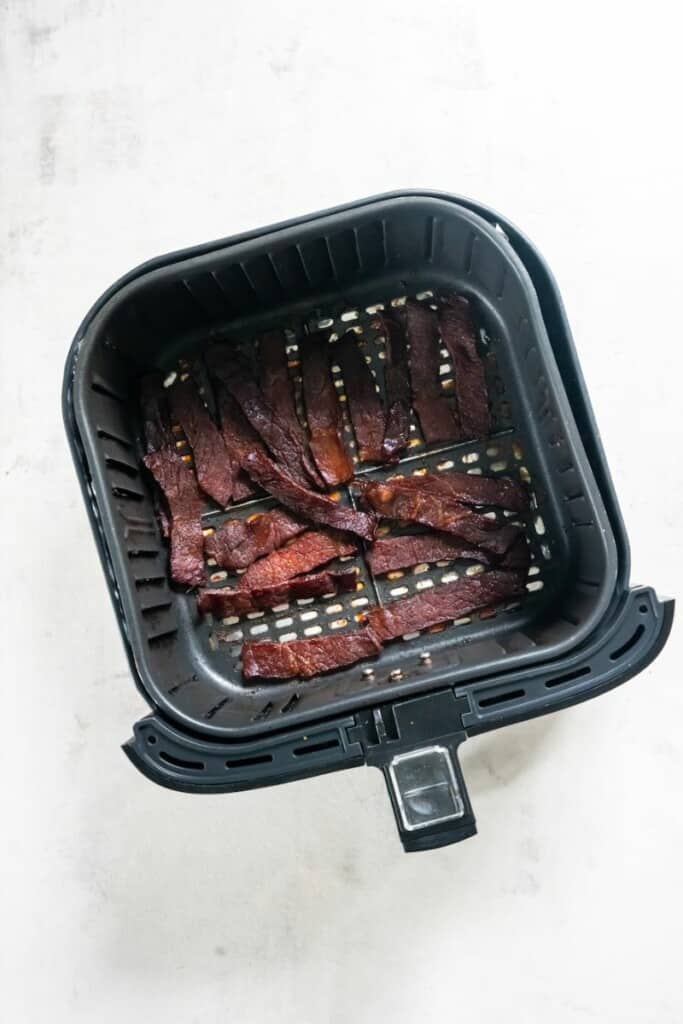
[379,741,476,852]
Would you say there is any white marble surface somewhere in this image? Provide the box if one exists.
[2,2,681,1021]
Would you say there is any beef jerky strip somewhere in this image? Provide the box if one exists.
[379,312,411,461]
[168,378,235,506]
[500,535,531,573]
[143,448,205,587]
[207,346,320,488]
[299,333,354,486]
[239,529,356,590]
[366,570,524,642]
[259,330,312,447]
[242,630,382,680]
[335,331,384,462]
[244,449,377,541]
[356,480,519,556]
[406,301,461,443]
[197,567,358,617]
[389,469,528,512]
[205,507,306,570]
[439,296,490,439]
[138,376,173,539]
[213,384,267,500]
[140,374,172,453]
[366,533,491,575]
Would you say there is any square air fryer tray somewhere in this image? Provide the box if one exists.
[63,192,673,851]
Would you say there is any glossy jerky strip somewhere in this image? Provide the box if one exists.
[239,529,356,590]
[242,630,382,680]
[500,535,531,572]
[168,378,235,506]
[139,375,173,453]
[406,302,461,443]
[139,376,173,537]
[439,297,490,439]
[366,533,491,575]
[366,570,524,642]
[389,469,528,512]
[356,480,519,555]
[205,507,306,570]
[143,448,204,587]
[244,449,377,541]
[300,333,354,485]
[258,330,322,486]
[335,332,384,462]
[207,346,320,488]
[197,567,358,617]
[379,312,411,461]
[214,384,267,499]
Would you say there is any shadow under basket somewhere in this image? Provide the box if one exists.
[63,192,673,852]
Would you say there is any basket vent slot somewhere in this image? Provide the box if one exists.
[159,751,205,771]
[225,753,272,769]
[478,687,525,709]
[91,377,127,403]
[293,738,340,757]
[610,625,645,662]
[545,665,591,689]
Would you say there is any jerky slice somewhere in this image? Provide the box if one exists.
[242,631,382,680]
[389,469,528,512]
[197,567,358,617]
[205,508,306,570]
[335,332,384,462]
[207,346,320,488]
[379,312,411,461]
[168,378,235,506]
[366,533,490,575]
[300,333,354,486]
[143,448,204,587]
[239,529,356,590]
[406,302,460,443]
[366,570,524,641]
[258,330,320,484]
[439,297,490,439]
[244,450,376,541]
[357,479,519,555]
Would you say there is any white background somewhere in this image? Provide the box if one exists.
[2,2,682,1021]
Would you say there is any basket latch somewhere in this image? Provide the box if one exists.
[357,690,476,852]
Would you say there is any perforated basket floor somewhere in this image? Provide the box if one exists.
[67,194,618,738]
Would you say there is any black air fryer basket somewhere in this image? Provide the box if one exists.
[63,192,673,851]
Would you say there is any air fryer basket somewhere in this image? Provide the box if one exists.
[64,192,673,851]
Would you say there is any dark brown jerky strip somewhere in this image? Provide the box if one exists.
[366,533,491,575]
[197,567,358,617]
[439,297,490,439]
[406,302,461,443]
[168,378,235,506]
[366,570,524,641]
[500,535,531,572]
[299,333,354,486]
[356,480,519,555]
[389,469,528,512]
[205,507,306,570]
[139,375,173,537]
[335,332,384,462]
[239,529,356,590]
[143,448,205,587]
[379,312,411,461]
[259,331,308,439]
[139,375,173,453]
[207,345,320,488]
[242,630,383,680]
[244,449,377,541]
[232,472,256,502]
